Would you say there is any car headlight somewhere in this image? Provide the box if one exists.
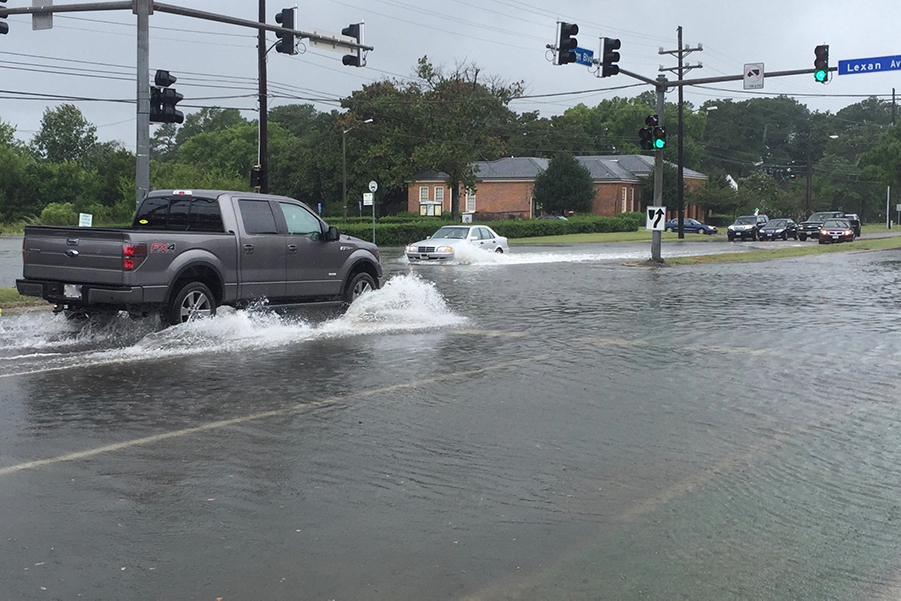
[775,229,784,233]
[406,245,418,253]
[727,225,735,231]
[845,230,853,236]
[437,246,453,253]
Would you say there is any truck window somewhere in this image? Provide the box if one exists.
[168,197,191,230]
[239,199,278,235]
[279,202,322,237]
[133,197,169,228]
[189,198,224,232]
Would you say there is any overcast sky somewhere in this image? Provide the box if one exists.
[2,0,900,150]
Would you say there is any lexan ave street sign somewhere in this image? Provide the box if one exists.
[838,54,901,75]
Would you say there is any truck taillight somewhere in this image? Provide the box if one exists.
[122,243,147,271]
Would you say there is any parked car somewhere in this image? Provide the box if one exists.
[757,218,799,241]
[818,218,856,244]
[844,213,862,237]
[537,214,568,220]
[664,218,718,235]
[406,225,509,261]
[727,214,768,241]
[798,211,845,241]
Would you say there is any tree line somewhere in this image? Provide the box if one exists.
[1,56,899,226]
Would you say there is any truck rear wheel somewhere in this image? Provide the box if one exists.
[167,281,216,325]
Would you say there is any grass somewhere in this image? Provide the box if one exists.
[665,235,901,265]
[0,288,47,310]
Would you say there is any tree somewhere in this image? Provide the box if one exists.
[532,152,595,215]
[31,104,98,165]
[0,117,17,148]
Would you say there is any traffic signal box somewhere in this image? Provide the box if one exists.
[1,0,8,35]
[601,37,621,77]
[150,70,183,124]
[814,45,829,83]
[639,115,666,151]
[275,8,296,55]
[556,22,578,65]
[342,23,364,67]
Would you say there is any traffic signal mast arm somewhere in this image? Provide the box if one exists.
[618,66,837,88]
[0,1,374,53]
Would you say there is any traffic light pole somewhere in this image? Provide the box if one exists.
[135,0,151,206]
[257,0,268,194]
[651,76,665,263]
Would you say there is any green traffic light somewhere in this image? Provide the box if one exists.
[654,138,666,149]
[814,69,827,82]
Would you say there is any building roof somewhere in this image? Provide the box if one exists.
[412,155,707,184]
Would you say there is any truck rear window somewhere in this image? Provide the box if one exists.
[133,196,224,232]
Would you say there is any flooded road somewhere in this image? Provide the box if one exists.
[2,241,901,599]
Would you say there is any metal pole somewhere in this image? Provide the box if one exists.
[372,192,376,244]
[651,76,666,263]
[677,26,685,239]
[888,186,892,229]
[134,0,150,207]
[257,0,268,193]
[342,129,348,220]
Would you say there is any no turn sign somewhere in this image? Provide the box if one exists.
[744,63,764,90]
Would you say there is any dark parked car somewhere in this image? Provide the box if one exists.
[727,214,768,241]
[798,211,845,241]
[758,218,799,241]
[664,218,718,235]
[818,218,856,244]
[844,213,862,237]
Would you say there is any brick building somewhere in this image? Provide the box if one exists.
[407,155,708,220]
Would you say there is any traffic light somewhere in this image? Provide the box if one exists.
[342,23,364,67]
[275,8,296,55]
[1,0,8,36]
[250,165,263,190]
[556,22,578,65]
[601,37,621,77]
[150,70,183,124]
[652,125,667,150]
[814,44,829,83]
[639,127,653,151]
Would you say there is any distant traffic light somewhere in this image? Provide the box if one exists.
[814,44,829,83]
[150,70,183,124]
[1,0,8,36]
[342,23,364,67]
[250,165,263,190]
[600,37,621,77]
[639,115,660,151]
[556,22,578,65]
[639,127,653,151]
[275,8,296,55]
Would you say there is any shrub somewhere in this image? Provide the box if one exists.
[39,202,79,226]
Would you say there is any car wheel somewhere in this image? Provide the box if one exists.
[344,272,376,305]
[495,247,504,253]
[727,234,734,241]
[167,281,216,325]
[665,227,672,232]
[782,232,788,240]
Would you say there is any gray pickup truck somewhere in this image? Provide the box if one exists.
[16,190,384,324]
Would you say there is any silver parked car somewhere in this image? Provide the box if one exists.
[406,225,509,261]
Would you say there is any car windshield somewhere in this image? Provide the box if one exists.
[822,219,849,228]
[767,219,787,227]
[432,227,469,239]
[734,216,757,225]
[808,212,838,221]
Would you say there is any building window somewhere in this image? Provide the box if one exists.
[630,188,635,212]
[621,187,627,213]
[465,191,476,213]
[435,187,445,206]
[419,186,429,202]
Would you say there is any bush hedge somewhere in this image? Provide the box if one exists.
[333,213,644,247]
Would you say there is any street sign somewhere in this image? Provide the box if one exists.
[78,213,93,227]
[368,180,378,193]
[838,54,901,76]
[646,206,666,231]
[363,192,373,206]
[743,63,764,90]
[574,47,594,67]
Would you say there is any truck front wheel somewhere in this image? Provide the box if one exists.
[343,272,376,305]
[167,281,216,325]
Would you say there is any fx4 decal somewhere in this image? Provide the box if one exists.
[150,243,176,253]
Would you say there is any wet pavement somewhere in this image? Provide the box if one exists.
[2,238,901,599]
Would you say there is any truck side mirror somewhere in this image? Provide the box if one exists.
[325,225,341,241]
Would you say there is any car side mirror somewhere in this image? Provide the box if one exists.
[325,225,340,242]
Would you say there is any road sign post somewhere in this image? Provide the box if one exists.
[368,181,378,243]
[743,63,764,89]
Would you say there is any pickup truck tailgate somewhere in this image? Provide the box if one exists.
[22,226,128,285]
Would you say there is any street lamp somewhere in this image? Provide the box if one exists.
[342,118,374,220]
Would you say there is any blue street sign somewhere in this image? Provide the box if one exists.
[574,47,594,67]
[317,202,322,214]
[838,54,901,76]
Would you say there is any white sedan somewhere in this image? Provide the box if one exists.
[406,225,509,262]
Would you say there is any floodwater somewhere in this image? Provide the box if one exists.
[2,239,901,600]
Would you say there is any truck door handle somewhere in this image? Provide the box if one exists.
[287,244,298,254]
[243,244,254,254]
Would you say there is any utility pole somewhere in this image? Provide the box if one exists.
[652,75,666,262]
[257,0,268,194]
[659,27,702,239]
